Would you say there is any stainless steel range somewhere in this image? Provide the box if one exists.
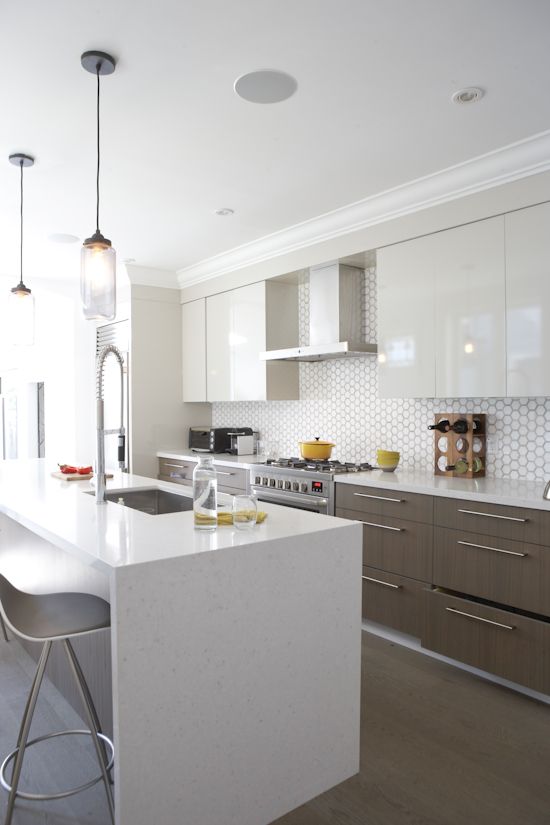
[250,458,373,515]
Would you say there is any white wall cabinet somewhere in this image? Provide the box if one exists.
[203,281,299,402]
[377,235,437,398]
[378,216,506,398]
[506,202,550,396]
[434,217,506,398]
[182,298,207,402]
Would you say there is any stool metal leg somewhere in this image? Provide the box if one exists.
[63,640,115,825]
[5,640,52,825]
[0,615,8,642]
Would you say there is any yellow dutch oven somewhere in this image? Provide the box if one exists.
[299,437,336,461]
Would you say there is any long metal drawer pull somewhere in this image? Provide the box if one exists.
[457,540,527,558]
[361,521,403,532]
[354,492,403,503]
[164,462,188,469]
[457,508,527,523]
[216,471,235,476]
[445,606,515,631]
[362,575,400,589]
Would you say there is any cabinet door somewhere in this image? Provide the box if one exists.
[207,283,267,401]
[182,299,207,402]
[506,202,550,396]
[377,235,436,398]
[434,217,506,397]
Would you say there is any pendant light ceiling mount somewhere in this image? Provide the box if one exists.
[80,50,116,76]
[9,153,34,169]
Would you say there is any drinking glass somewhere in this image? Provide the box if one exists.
[233,495,257,529]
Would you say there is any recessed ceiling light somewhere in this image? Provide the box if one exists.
[234,70,297,104]
[452,87,484,105]
[48,233,79,244]
[214,208,234,216]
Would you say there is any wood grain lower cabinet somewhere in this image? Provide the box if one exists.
[337,482,550,694]
[435,496,550,546]
[423,589,550,694]
[336,484,433,523]
[158,458,248,494]
[433,526,550,616]
[338,506,433,581]
[363,567,427,637]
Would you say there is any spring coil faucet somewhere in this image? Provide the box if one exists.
[96,344,126,503]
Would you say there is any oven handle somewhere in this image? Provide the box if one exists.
[252,486,328,511]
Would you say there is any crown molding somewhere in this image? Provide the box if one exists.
[177,129,550,287]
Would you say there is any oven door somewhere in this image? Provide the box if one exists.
[251,485,331,515]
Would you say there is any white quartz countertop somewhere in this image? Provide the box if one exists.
[157,449,265,467]
[335,467,550,510]
[0,459,353,573]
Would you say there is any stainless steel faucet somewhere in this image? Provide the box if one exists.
[96,344,126,503]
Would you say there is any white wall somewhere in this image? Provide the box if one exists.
[130,284,211,477]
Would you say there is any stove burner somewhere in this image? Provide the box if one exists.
[265,457,373,473]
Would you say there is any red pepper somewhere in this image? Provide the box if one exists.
[60,465,78,474]
[77,466,93,475]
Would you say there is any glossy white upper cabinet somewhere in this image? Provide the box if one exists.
[182,298,207,402]
[377,235,436,397]
[506,202,550,396]
[378,216,506,398]
[434,217,506,398]
[206,281,299,402]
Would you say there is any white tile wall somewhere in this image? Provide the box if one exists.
[213,269,550,481]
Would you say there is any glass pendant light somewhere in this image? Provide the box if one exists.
[80,50,117,321]
[8,153,35,346]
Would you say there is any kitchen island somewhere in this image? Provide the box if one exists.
[0,459,362,825]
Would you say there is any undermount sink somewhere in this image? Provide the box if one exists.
[85,487,193,515]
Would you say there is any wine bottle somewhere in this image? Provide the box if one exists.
[445,459,469,474]
[471,457,484,473]
[428,419,450,433]
[452,418,468,433]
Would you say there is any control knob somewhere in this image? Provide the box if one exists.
[262,477,268,486]
[269,478,276,487]
[284,481,291,490]
[301,482,308,493]
[292,482,299,492]
[255,476,261,485]
[277,479,284,489]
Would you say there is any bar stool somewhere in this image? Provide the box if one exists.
[0,574,114,825]
[0,615,8,642]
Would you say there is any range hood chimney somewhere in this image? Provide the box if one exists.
[261,261,377,362]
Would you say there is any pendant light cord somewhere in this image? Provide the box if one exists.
[96,64,101,234]
[19,160,24,288]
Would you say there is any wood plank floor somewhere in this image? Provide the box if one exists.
[1,631,549,824]
[274,632,550,825]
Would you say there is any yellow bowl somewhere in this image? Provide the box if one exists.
[377,450,400,471]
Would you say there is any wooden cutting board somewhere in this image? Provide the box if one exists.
[51,471,114,481]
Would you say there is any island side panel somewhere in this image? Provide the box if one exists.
[0,512,113,737]
[111,522,362,825]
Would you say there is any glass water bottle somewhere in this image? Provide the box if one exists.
[193,456,217,530]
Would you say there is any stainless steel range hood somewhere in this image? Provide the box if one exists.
[260,261,377,362]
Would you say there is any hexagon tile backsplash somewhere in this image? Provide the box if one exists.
[212,270,550,481]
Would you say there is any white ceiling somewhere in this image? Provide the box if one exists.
[1,0,550,286]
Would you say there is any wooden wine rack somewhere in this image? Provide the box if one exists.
[433,413,486,479]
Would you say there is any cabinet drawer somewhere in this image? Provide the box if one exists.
[213,465,247,492]
[435,497,550,546]
[158,458,195,485]
[336,484,432,524]
[423,589,550,693]
[433,527,550,616]
[338,508,433,581]
[362,567,426,637]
